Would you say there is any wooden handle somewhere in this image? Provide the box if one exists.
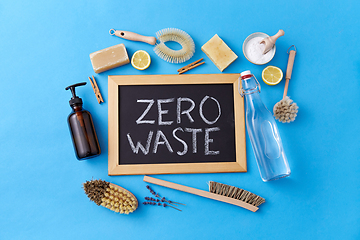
[286,50,296,80]
[143,176,258,212]
[283,79,290,99]
[269,29,285,44]
[113,30,157,45]
[283,50,296,99]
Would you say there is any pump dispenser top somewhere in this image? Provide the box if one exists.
[65,82,101,160]
[65,82,87,107]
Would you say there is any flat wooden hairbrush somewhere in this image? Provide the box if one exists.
[83,179,138,214]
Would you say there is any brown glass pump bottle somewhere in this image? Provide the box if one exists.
[65,82,101,160]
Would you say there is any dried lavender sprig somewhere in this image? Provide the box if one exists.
[145,197,160,202]
[161,197,186,206]
[142,201,182,211]
[145,196,181,208]
[146,185,184,206]
[163,203,182,211]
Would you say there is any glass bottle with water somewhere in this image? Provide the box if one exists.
[240,70,291,181]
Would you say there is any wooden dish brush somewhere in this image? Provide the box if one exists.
[273,46,299,123]
[110,28,195,64]
[83,179,138,214]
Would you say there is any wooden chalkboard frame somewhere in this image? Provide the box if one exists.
[108,74,246,175]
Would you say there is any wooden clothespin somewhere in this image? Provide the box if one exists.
[88,75,104,104]
[177,58,205,74]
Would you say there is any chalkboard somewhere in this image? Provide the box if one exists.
[108,74,246,175]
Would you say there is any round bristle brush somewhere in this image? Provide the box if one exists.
[109,28,195,64]
[273,46,299,123]
[154,28,195,63]
[83,179,138,214]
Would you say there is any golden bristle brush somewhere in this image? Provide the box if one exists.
[83,179,138,214]
[109,28,195,63]
[143,176,265,212]
[273,45,299,123]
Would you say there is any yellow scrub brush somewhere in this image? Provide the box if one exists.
[273,46,299,123]
[109,28,195,63]
[83,179,138,214]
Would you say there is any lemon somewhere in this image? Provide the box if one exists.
[131,50,151,70]
[262,66,283,85]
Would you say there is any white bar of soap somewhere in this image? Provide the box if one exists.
[90,43,130,73]
[201,34,238,72]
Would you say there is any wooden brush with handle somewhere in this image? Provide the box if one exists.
[109,28,195,64]
[273,46,299,123]
[143,176,265,212]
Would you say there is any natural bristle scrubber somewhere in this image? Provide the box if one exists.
[208,181,265,208]
[201,34,238,72]
[154,28,195,63]
[273,46,299,123]
[83,179,138,214]
[110,28,195,64]
[273,96,298,123]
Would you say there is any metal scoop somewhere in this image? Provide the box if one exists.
[260,30,285,54]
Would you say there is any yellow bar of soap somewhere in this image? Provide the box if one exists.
[201,34,238,72]
[90,43,130,73]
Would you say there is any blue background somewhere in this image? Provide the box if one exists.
[0,0,359,239]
